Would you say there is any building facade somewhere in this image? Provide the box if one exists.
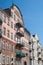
[29,34,42,65]
[41,48,43,65]
[0,5,30,65]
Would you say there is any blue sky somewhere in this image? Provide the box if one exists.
[0,0,43,46]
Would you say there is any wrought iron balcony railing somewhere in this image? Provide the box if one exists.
[16,29,24,37]
[16,39,24,48]
[15,21,23,28]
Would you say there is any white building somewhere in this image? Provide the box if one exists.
[29,34,42,65]
[41,48,43,65]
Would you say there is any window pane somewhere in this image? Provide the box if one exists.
[7,18,10,26]
[4,16,6,23]
[11,33,13,40]
[11,22,13,28]
[0,12,2,19]
[7,30,10,38]
[14,15,16,20]
[2,55,5,64]
[3,27,6,35]
[11,12,13,18]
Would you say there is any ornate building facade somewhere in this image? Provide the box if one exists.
[0,5,30,65]
[29,34,42,65]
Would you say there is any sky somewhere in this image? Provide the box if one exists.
[0,0,43,46]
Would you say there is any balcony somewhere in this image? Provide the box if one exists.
[16,52,26,58]
[16,30,24,37]
[16,39,24,48]
[38,54,41,60]
[0,19,2,25]
[38,48,41,54]
[15,22,23,28]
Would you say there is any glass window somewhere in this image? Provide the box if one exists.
[0,29,2,34]
[24,61,27,65]
[3,41,6,49]
[6,56,9,64]
[7,30,10,38]
[11,33,13,40]
[14,24,18,31]
[4,16,6,23]
[0,12,2,19]
[14,15,16,20]
[17,36,21,42]
[14,35,17,41]
[3,27,6,35]
[11,22,13,28]
[2,55,5,64]
[9,44,11,51]
[11,45,13,52]
[7,18,10,26]
[11,12,13,18]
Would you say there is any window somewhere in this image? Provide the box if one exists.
[6,56,9,64]
[11,22,13,28]
[11,12,13,18]
[0,29,2,34]
[11,33,13,40]
[7,44,9,51]
[14,35,17,41]
[2,55,5,64]
[4,16,6,23]
[30,59,32,65]
[11,45,13,52]
[3,41,6,49]
[0,12,2,19]
[14,15,16,20]
[14,24,18,31]
[7,30,10,38]
[7,18,10,26]
[3,27,6,35]
[17,36,21,43]
[9,44,11,51]
[24,61,27,65]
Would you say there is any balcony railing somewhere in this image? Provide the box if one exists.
[38,48,41,54]
[15,21,23,28]
[16,39,24,48]
[38,54,41,60]
[16,29,24,37]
